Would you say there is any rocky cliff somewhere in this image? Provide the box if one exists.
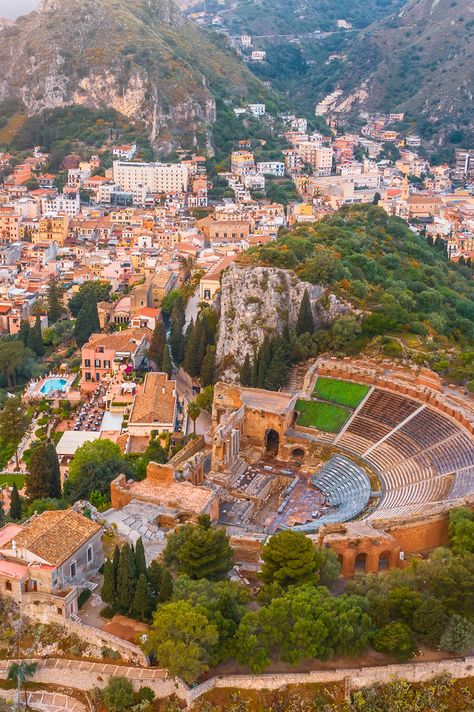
[0,0,266,152]
[216,264,350,380]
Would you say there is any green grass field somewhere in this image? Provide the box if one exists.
[0,474,26,489]
[313,378,369,409]
[295,399,351,433]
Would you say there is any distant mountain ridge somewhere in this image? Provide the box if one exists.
[0,0,268,152]
[333,0,474,146]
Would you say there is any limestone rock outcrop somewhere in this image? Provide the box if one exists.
[216,263,351,379]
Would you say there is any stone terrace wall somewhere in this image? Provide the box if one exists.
[28,611,148,666]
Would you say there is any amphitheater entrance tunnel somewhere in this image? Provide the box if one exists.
[354,552,368,573]
[291,447,305,462]
[265,429,280,457]
[378,551,391,571]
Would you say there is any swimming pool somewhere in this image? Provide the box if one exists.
[40,378,69,395]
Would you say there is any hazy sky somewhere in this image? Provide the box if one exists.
[1,0,38,19]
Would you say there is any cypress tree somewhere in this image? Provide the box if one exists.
[183,319,196,375]
[46,276,65,323]
[9,483,22,521]
[251,351,259,387]
[147,561,173,603]
[45,442,61,499]
[135,537,147,578]
[19,321,30,346]
[26,442,60,501]
[101,557,115,605]
[200,345,216,387]
[296,290,314,336]
[169,296,185,364]
[28,316,45,357]
[196,328,207,374]
[130,574,153,622]
[256,337,271,388]
[240,354,252,387]
[74,291,99,346]
[116,543,137,614]
[112,545,120,592]
[148,320,166,368]
[161,345,172,377]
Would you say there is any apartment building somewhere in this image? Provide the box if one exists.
[41,193,81,218]
[0,207,21,244]
[32,215,69,246]
[112,161,189,204]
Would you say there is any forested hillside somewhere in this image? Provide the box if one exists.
[240,205,474,388]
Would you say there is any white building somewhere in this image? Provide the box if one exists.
[247,103,266,117]
[112,144,137,161]
[256,161,285,177]
[112,161,189,204]
[251,50,266,62]
[241,35,252,47]
[40,193,81,218]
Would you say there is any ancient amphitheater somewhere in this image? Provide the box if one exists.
[210,358,474,576]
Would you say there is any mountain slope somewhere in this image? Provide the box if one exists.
[0,0,269,152]
[333,0,474,146]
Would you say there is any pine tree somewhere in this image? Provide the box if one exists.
[240,354,252,387]
[27,316,45,357]
[116,543,137,613]
[101,557,116,605]
[148,320,166,368]
[9,483,21,521]
[296,290,314,336]
[135,537,147,578]
[46,276,65,323]
[251,352,259,387]
[161,345,172,377]
[130,574,153,622]
[200,345,216,387]
[26,442,61,501]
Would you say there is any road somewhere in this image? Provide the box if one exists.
[183,287,200,334]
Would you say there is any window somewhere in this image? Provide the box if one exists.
[94,359,101,368]
[5,581,12,591]
[85,372,91,381]
[87,545,93,563]
[57,607,63,616]
[84,359,91,367]
[98,346,104,353]
[95,373,100,382]
[204,289,211,300]
[70,561,77,578]
[104,360,111,369]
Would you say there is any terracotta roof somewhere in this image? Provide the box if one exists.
[84,327,149,353]
[129,372,176,426]
[12,510,101,566]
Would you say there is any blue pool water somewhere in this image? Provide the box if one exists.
[40,378,69,395]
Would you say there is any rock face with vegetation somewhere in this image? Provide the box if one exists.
[0,0,266,152]
[216,263,349,378]
[334,0,474,148]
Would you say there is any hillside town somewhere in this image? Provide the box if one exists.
[0,5,473,708]
[0,111,473,347]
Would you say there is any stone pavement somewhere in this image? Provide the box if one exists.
[0,688,86,712]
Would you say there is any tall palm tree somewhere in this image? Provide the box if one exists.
[187,401,201,435]
[8,661,38,710]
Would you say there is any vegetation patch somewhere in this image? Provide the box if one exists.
[295,399,351,433]
[313,377,370,408]
[0,473,25,489]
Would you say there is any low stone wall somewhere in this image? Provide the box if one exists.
[27,611,148,666]
[3,655,474,708]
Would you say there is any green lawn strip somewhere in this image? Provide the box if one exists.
[0,473,26,489]
[295,399,351,433]
[313,377,370,409]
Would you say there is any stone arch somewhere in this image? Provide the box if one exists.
[378,550,391,572]
[290,447,305,461]
[354,552,368,573]
[265,428,280,457]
